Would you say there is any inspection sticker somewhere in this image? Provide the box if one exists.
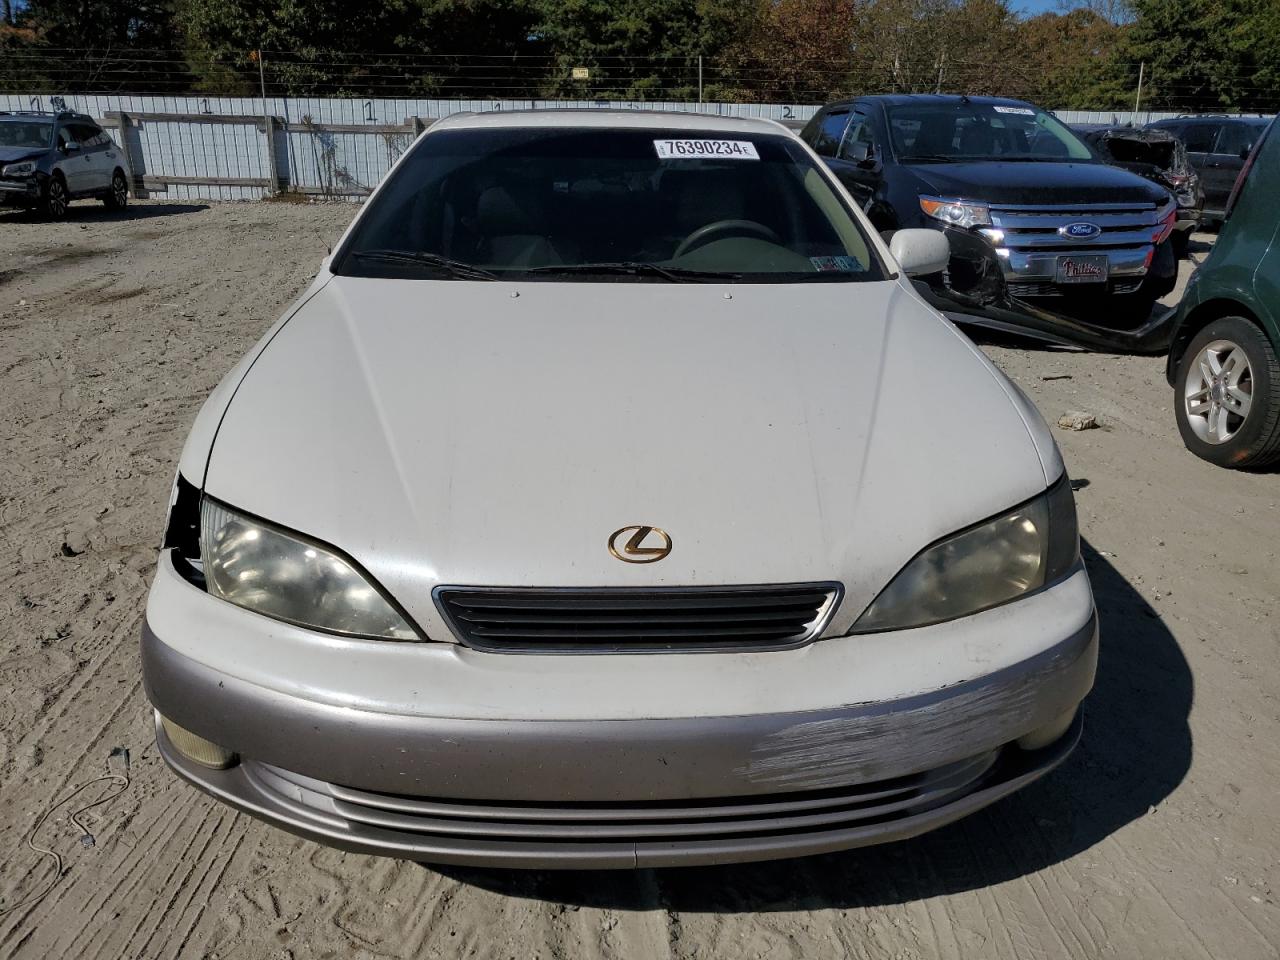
[993,106,1036,116]
[654,139,759,160]
[810,255,864,272]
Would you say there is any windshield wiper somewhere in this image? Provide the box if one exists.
[900,154,960,163]
[523,262,740,282]
[351,249,498,280]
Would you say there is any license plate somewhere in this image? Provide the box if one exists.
[1056,255,1109,284]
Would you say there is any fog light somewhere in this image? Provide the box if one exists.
[159,713,238,769]
[1016,707,1077,751]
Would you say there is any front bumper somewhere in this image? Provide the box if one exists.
[918,225,1180,354]
[142,602,1097,868]
[1174,207,1202,233]
[999,244,1155,293]
[0,178,39,205]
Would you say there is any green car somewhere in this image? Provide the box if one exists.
[1167,116,1280,468]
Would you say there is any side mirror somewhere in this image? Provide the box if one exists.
[62,141,80,154]
[1240,144,1253,161]
[889,228,952,277]
[845,140,875,167]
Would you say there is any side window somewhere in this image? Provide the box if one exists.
[1182,123,1221,154]
[837,111,876,161]
[69,124,103,147]
[1215,122,1253,157]
[56,125,75,149]
[812,110,851,157]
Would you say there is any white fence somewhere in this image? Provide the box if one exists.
[0,92,1198,202]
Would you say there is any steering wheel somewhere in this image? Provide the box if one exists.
[673,219,781,259]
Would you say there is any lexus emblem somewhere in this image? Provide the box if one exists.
[608,525,672,563]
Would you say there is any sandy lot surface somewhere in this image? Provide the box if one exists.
[0,202,1277,960]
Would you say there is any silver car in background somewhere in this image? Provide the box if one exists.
[0,109,129,218]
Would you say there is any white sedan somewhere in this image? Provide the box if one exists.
[143,110,1096,868]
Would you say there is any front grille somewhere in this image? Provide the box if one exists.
[434,583,842,653]
[991,201,1162,251]
[247,748,998,848]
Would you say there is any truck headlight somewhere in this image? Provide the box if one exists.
[919,195,992,229]
[199,498,420,640]
[850,475,1078,633]
[2,161,37,177]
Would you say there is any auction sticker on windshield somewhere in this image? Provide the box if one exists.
[654,140,760,160]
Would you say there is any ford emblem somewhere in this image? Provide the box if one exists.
[1061,221,1102,240]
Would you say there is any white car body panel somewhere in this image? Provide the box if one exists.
[147,548,1092,721]
[202,276,1052,642]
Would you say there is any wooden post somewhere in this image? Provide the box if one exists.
[263,115,279,195]
[108,111,146,199]
[411,116,425,138]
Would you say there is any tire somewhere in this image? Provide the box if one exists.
[41,174,69,220]
[1171,231,1190,261]
[103,169,128,211]
[1174,315,1280,469]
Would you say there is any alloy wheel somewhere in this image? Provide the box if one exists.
[47,179,68,217]
[1184,339,1253,444]
[112,173,128,207]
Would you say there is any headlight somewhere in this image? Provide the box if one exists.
[850,475,1078,633]
[919,195,992,229]
[2,161,37,177]
[199,499,419,640]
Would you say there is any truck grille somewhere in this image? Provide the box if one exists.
[434,583,842,653]
[990,201,1162,251]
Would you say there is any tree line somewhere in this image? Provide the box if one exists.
[1,0,1277,112]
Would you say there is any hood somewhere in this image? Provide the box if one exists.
[0,147,48,165]
[905,159,1171,206]
[1083,129,1189,179]
[204,277,1051,639]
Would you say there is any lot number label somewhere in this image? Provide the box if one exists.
[654,139,760,160]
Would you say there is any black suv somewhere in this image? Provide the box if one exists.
[1145,116,1271,223]
[0,110,129,218]
[801,95,1180,348]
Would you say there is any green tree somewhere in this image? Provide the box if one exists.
[1017,7,1134,109]
[177,0,541,96]
[3,0,183,92]
[1123,0,1280,112]
[530,0,756,99]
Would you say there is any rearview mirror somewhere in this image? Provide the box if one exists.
[889,229,952,278]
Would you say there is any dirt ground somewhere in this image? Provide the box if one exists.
[0,201,1276,960]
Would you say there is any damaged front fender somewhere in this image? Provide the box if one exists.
[910,227,1178,355]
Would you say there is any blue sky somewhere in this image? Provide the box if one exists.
[1014,0,1068,14]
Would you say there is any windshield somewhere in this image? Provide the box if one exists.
[335,126,883,282]
[888,102,1094,163]
[0,121,53,150]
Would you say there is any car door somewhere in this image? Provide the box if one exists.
[52,124,87,193]
[1205,121,1256,215]
[823,109,883,215]
[70,123,113,192]
[1180,121,1225,211]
